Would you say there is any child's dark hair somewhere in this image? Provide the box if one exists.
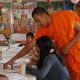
[36,36,65,69]
[26,32,34,38]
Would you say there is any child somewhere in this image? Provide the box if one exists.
[26,32,39,67]
[26,36,70,80]
[19,32,39,68]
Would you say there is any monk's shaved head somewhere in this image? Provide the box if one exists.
[32,7,49,17]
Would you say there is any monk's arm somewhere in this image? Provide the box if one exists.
[3,40,36,69]
[65,21,80,50]
[10,40,36,61]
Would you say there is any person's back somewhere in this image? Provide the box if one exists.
[26,36,70,80]
[41,53,69,80]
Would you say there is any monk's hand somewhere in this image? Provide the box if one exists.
[3,59,14,70]
[61,46,70,55]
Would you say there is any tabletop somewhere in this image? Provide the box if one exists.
[0,44,36,80]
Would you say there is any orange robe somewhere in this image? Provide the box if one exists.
[34,10,80,80]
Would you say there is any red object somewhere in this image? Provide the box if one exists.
[47,0,51,2]
[0,2,2,8]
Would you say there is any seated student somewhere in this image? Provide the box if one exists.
[0,74,8,80]
[26,36,70,80]
[26,32,39,67]
[18,32,34,46]
[19,32,39,67]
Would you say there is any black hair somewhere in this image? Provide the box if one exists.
[36,36,65,69]
[26,32,34,38]
[32,7,49,17]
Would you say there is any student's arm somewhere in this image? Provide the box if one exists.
[26,55,54,79]
[62,21,80,55]
[3,40,36,69]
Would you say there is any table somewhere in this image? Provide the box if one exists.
[0,64,36,80]
[0,44,36,80]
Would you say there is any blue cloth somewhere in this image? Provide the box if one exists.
[26,54,70,80]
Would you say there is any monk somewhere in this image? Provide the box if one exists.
[3,7,80,80]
